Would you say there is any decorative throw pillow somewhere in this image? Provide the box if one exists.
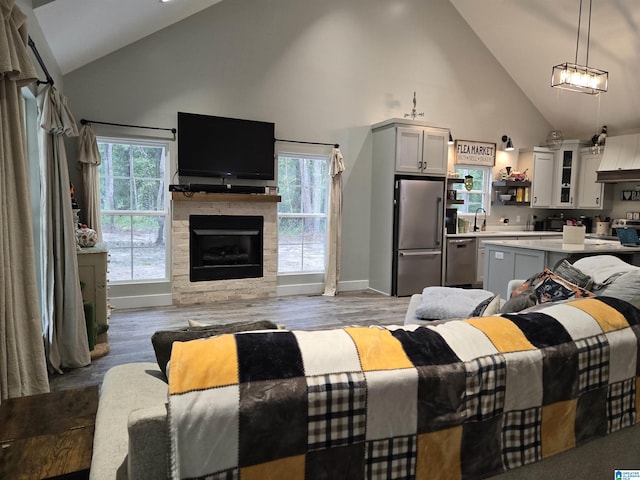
[502,268,595,312]
[509,270,548,298]
[470,295,501,317]
[151,320,279,379]
[553,259,593,290]
[533,272,595,304]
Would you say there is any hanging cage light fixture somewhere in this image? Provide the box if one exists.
[551,0,607,94]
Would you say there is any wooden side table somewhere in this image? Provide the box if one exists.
[0,385,99,479]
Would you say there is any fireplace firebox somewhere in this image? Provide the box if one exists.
[189,215,263,282]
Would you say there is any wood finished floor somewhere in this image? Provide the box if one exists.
[49,290,411,392]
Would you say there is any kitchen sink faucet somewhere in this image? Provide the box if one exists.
[474,208,487,232]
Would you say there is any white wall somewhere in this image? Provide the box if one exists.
[62,0,552,291]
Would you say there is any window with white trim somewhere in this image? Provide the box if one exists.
[277,153,329,273]
[453,166,492,215]
[98,138,170,282]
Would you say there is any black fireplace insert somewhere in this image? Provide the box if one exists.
[189,215,263,282]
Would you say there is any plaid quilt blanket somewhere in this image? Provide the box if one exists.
[168,297,640,480]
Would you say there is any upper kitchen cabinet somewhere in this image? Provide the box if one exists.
[393,123,448,176]
[578,148,605,209]
[552,140,589,208]
[518,147,554,208]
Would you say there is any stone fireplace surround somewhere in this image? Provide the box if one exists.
[171,192,279,305]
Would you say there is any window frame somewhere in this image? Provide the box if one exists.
[276,150,330,275]
[453,165,493,217]
[97,135,171,284]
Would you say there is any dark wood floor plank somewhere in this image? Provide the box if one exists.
[49,291,411,391]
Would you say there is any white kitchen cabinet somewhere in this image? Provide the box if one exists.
[578,148,605,209]
[552,140,589,208]
[518,148,554,208]
[395,125,448,176]
[484,244,548,299]
[476,234,562,285]
[476,236,518,284]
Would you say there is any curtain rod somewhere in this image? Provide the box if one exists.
[80,118,177,135]
[276,138,339,148]
[28,37,54,86]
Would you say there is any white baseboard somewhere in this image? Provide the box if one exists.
[110,280,371,308]
[277,279,369,297]
[110,293,173,311]
[366,286,392,296]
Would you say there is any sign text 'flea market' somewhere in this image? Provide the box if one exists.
[454,140,496,167]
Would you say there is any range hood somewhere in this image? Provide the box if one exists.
[597,133,640,183]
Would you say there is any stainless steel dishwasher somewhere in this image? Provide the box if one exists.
[445,237,477,286]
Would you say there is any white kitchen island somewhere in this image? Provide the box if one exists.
[483,237,640,298]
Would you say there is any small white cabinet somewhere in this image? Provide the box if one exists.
[395,125,448,176]
[578,148,605,209]
[518,148,554,208]
[77,243,109,344]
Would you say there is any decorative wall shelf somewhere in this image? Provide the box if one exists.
[491,180,531,188]
[446,177,465,205]
[491,199,531,206]
[492,180,531,206]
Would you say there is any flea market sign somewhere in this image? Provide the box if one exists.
[454,140,496,167]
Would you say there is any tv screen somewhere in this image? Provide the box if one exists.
[177,112,275,180]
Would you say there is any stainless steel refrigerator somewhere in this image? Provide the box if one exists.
[392,178,444,296]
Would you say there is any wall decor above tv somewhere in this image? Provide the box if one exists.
[177,112,275,180]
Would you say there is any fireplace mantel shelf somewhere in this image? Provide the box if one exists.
[171,192,281,203]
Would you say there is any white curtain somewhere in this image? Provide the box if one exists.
[0,0,50,401]
[38,85,90,373]
[78,123,102,240]
[323,147,345,296]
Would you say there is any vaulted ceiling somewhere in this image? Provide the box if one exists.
[449,0,640,139]
[32,0,223,74]
[32,0,640,140]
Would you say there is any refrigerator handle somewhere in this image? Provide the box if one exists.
[435,196,443,247]
[399,250,441,257]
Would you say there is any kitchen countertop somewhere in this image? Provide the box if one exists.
[481,237,640,253]
[447,231,561,238]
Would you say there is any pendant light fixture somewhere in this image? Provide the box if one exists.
[551,0,607,94]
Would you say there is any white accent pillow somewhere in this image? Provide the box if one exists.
[414,287,494,320]
[572,255,640,285]
[479,295,502,316]
[597,270,640,308]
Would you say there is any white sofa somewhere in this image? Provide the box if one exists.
[92,257,640,479]
[91,362,168,480]
[95,320,640,477]
[92,351,640,480]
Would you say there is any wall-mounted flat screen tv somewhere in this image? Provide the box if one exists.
[177,112,275,180]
